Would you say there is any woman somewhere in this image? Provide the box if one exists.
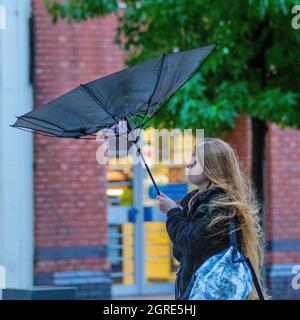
[157,137,269,300]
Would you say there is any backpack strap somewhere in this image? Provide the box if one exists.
[229,217,265,300]
[244,257,265,300]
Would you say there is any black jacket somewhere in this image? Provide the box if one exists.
[165,186,242,300]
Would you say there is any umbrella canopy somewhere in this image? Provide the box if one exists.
[11,44,217,195]
[11,44,217,139]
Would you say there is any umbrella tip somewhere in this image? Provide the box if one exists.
[9,116,19,127]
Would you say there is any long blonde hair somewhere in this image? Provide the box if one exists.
[188,137,270,300]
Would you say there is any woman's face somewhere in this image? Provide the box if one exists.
[186,152,208,186]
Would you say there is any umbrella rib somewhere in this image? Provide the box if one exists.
[12,116,107,138]
[11,125,103,140]
[11,125,60,137]
[138,45,218,128]
[137,105,168,129]
[137,97,170,129]
[127,113,141,127]
[15,116,66,133]
[80,84,119,124]
[134,112,145,119]
[147,52,167,106]
[136,52,167,128]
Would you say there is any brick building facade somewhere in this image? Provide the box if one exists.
[265,124,300,299]
[32,0,125,299]
[31,1,300,299]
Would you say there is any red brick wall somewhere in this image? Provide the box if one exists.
[32,0,125,299]
[223,115,252,177]
[265,124,300,263]
[264,124,300,299]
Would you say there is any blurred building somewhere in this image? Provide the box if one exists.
[0,0,34,291]
[0,0,300,300]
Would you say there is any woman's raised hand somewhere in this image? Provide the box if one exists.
[156,192,178,214]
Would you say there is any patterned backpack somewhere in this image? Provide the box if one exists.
[176,217,264,300]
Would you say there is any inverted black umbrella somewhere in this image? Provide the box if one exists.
[11,44,217,195]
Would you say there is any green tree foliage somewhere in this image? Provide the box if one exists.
[44,0,300,136]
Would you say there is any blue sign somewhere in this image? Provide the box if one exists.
[148,183,188,201]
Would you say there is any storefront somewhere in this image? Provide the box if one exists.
[106,128,195,297]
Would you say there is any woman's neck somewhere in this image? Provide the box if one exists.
[196,181,211,193]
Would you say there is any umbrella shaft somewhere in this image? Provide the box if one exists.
[136,146,160,196]
[126,117,160,196]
